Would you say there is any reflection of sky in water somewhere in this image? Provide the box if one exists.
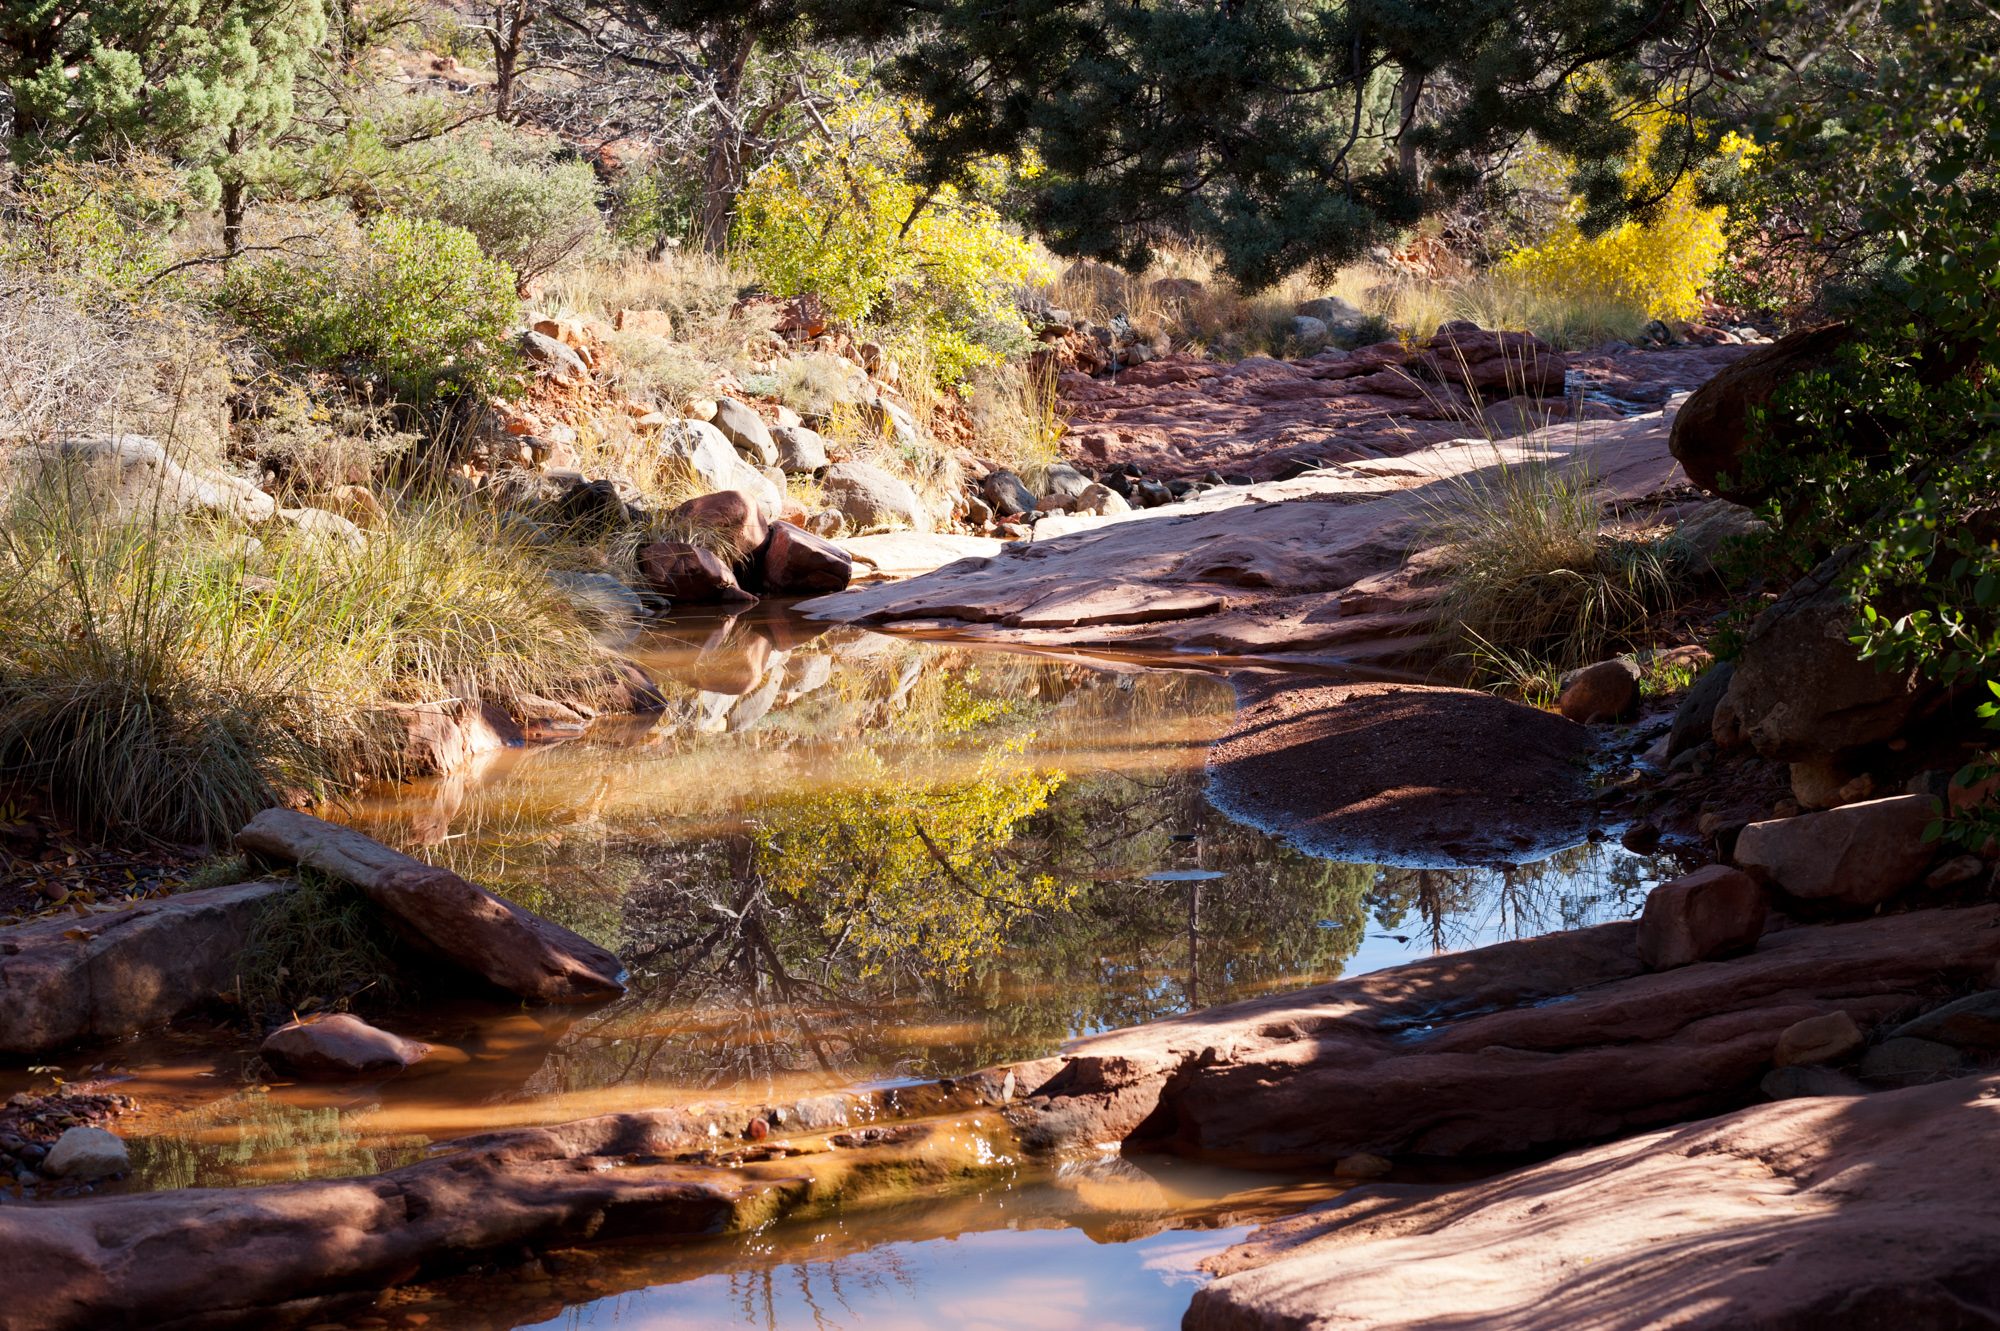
[510,1224,1247,1331]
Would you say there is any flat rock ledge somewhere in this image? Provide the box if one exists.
[0,880,293,1056]
[1188,1072,2000,1330]
[798,414,1686,665]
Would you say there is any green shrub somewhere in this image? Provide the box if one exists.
[225,214,520,403]
[733,98,1044,387]
[400,127,605,287]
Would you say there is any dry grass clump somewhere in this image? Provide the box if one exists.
[967,357,1064,488]
[0,466,609,846]
[1421,448,1686,696]
[775,352,871,420]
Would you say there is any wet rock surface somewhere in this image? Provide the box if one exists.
[259,1013,436,1080]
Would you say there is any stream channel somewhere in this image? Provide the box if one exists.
[25,607,1676,1329]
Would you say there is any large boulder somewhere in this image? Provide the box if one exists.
[2,435,275,525]
[761,521,853,594]
[1732,795,1936,906]
[518,328,588,383]
[712,398,778,467]
[1635,864,1768,970]
[235,809,625,1004]
[260,1014,434,1081]
[1670,323,1851,501]
[664,489,768,564]
[821,461,927,533]
[654,420,781,519]
[0,880,293,1056]
[1296,295,1373,342]
[638,541,753,604]
[1717,553,1931,762]
[771,424,829,473]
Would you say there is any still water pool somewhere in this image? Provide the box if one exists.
[39,608,1671,1328]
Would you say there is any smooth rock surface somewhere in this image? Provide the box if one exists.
[1051,903,2000,1166]
[0,881,292,1055]
[665,488,768,563]
[2,434,275,524]
[802,414,1690,663]
[655,419,782,517]
[771,423,829,473]
[1188,1074,2000,1331]
[1733,796,1936,906]
[236,809,624,1004]
[641,539,754,603]
[1891,990,2000,1051]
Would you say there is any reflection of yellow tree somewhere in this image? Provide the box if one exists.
[754,741,1075,978]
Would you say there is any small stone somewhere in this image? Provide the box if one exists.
[1557,658,1642,724]
[42,1126,128,1180]
[747,1117,770,1141]
[1929,855,1986,890]
[980,469,1038,517]
[1858,1036,1965,1085]
[1334,1152,1391,1179]
[1774,1011,1864,1067]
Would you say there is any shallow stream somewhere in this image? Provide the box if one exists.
[24,608,1673,1328]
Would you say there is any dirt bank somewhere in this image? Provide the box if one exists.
[1207,676,1595,863]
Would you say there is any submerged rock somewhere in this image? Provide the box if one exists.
[260,1014,434,1081]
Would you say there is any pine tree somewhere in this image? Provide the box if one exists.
[0,0,329,248]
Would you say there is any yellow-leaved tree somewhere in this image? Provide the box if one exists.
[752,741,1075,977]
[1499,110,1738,324]
[733,96,1047,386]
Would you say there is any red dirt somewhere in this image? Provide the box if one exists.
[1207,676,1595,864]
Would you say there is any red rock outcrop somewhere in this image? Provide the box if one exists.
[1188,1073,2000,1331]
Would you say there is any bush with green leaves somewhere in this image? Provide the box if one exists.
[225,214,520,403]
[396,127,606,288]
[1731,0,2000,842]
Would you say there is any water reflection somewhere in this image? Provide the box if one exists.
[345,613,1670,1103]
[75,612,1671,1191]
[388,1153,1342,1331]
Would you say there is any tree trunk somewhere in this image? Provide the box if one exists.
[695,35,756,253]
[221,128,246,257]
[1397,69,1426,190]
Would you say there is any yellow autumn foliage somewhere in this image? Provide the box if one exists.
[1499,116,1735,323]
[734,96,1048,386]
[752,740,1076,977]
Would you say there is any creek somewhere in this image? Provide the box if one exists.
[20,608,1675,1329]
